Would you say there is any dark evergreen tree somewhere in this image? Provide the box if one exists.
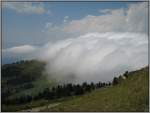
[74,84,84,95]
[113,77,119,85]
[123,71,129,78]
[90,82,95,89]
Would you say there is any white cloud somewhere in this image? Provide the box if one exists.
[63,2,148,34]
[3,45,37,54]
[64,16,69,23]
[43,2,148,42]
[36,32,148,84]
[3,32,148,83]
[2,45,38,64]
[36,2,148,84]
[4,2,46,14]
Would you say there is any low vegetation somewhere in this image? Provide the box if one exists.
[41,66,149,112]
[1,60,149,112]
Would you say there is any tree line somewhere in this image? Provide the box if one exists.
[3,81,111,105]
[2,70,129,105]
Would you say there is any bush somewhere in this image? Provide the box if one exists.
[123,71,129,78]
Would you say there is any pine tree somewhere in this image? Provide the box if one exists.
[113,77,119,85]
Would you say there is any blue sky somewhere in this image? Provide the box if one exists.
[2,1,140,49]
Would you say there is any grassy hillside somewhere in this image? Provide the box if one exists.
[1,60,149,112]
[41,66,149,112]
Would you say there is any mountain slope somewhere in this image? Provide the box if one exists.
[42,66,149,112]
[2,60,55,101]
[1,60,149,112]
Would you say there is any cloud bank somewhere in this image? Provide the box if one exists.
[35,32,147,83]
[3,32,148,83]
[2,45,38,64]
[3,45,37,54]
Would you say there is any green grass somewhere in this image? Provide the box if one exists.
[2,64,149,112]
[2,95,75,111]
[2,99,50,112]
[42,66,149,112]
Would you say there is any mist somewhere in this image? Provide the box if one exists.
[2,32,148,83]
[35,32,148,84]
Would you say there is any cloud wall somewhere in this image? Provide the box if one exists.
[36,32,148,83]
[3,32,148,83]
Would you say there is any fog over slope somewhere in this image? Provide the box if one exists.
[36,32,148,83]
[3,32,148,83]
